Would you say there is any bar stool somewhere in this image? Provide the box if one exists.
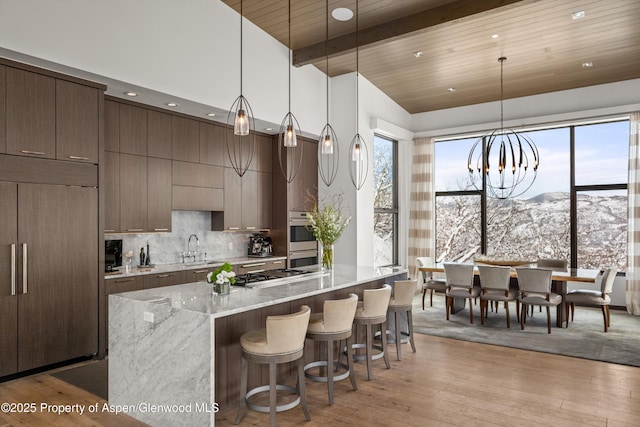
[304,294,358,405]
[235,305,311,427]
[387,280,417,361]
[351,284,392,380]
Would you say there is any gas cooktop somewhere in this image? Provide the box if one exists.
[234,268,320,287]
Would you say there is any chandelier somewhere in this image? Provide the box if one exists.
[467,57,539,199]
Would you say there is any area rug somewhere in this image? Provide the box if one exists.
[51,359,108,400]
[412,293,640,367]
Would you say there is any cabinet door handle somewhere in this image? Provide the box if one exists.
[127,229,144,232]
[153,228,169,232]
[115,278,135,283]
[22,243,27,294]
[20,150,45,156]
[193,270,207,274]
[227,227,240,231]
[158,274,171,278]
[245,226,256,230]
[104,229,116,233]
[11,244,16,296]
[68,155,90,160]
[242,262,265,268]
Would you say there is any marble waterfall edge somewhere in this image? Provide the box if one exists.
[109,294,216,426]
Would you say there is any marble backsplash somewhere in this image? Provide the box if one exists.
[106,211,254,266]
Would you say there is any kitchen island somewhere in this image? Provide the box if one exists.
[108,264,407,427]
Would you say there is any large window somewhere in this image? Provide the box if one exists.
[373,134,398,267]
[434,119,628,271]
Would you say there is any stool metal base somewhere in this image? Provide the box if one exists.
[304,360,351,383]
[245,384,301,413]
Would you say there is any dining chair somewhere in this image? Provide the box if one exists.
[565,267,618,332]
[478,265,519,328]
[516,267,561,333]
[530,258,568,316]
[444,263,478,323]
[416,257,447,309]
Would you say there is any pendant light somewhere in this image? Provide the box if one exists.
[467,57,539,199]
[226,0,255,177]
[349,0,369,190]
[277,0,303,183]
[318,0,339,187]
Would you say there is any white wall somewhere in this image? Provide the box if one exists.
[0,0,326,134]
[323,72,412,267]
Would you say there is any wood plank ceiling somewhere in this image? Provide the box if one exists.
[222,0,640,114]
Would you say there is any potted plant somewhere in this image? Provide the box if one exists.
[207,262,236,294]
[306,194,351,269]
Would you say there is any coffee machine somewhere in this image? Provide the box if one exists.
[248,233,273,257]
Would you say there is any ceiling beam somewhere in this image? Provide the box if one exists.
[292,0,527,67]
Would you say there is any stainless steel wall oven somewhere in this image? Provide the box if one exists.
[288,211,318,268]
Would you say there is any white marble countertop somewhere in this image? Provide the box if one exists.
[104,255,287,280]
[109,264,407,318]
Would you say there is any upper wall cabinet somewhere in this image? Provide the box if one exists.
[55,80,99,163]
[6,67,56,159]
[199,122,225,166]
[104,100,120,152]
[172,116,199,163]
[147,110,172,159]
[119,103,147,156]
[0,66,6,154]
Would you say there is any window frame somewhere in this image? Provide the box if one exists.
[373,133,399,267]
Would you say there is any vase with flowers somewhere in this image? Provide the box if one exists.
[207,262,236,295]
[306,194,351,270]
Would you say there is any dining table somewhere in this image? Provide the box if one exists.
[418,264,600,327]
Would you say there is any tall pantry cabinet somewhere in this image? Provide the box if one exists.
[0,60,104,377]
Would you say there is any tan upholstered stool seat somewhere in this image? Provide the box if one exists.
[351,285,392,380]
[235,305,311,427]
[387,280,417,361]
[304,294,358,405]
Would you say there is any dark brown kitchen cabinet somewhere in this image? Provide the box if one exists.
[143,271,187,289]
[241,170,258,231]
[0,181,98,375]
[55,79,99,163]
[257,171,272,229]
[120,153,147,232]
[104,100,120,152]
[200,122,225,166]
[255,134,273,173]
[5,67,56,159]
[104,151,121,233]
[183,267,212,284]
[105,276,144,346]
[147,157,172,232]
[214,167,242,231]
[148,110,172,159]
[288,137,318,213]
[0,182,18,376]
[172,116,200,163]
[119,103,147,156]
[0,65,6,154]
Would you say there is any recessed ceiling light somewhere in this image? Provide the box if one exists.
[491,34,499,39]
[581,61,593,68]
[207,113,216,117]
[414,51,424,58]
[124,91,138,97]
[447,87,456,92]
[572,10,586,19]
[332,7,353,21]
[166,102,179,107]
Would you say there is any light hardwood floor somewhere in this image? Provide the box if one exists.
[1,333,639,426]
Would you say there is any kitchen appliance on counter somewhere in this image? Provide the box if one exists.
[105,239,123,272]
[288,211,318,268]
[248,233,273,258]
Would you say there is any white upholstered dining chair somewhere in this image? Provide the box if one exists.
[565,267,618,332]
[478,265,519,328]
[444,263,478,323]
[516,267,561,334]
[417,257,447,309]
